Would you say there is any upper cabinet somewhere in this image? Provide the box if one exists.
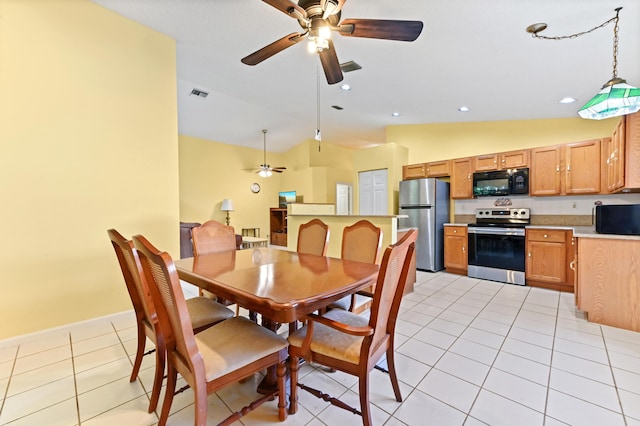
[473,149,529,172]
[402,160,451,180]
[425,160,451,177]
[530,139,601,196]
[402,163,427,180]
[605,111,640,193]
[450,158,473,199]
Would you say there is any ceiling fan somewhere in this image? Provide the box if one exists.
[241,0,424,84]
[248,129,286,177]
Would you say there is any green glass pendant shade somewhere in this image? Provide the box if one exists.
[578,79,640,120]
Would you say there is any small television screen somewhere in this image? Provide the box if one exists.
[278,191,296,208]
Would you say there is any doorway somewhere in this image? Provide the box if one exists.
[336,183,353,215]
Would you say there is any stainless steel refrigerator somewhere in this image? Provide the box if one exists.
[398,178,450,272]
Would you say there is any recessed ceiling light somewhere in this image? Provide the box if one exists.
[391,112,400,117]
[340,84,351,91]
[458,106,470,112]
[559,97,577,104]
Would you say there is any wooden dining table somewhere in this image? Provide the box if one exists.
[173,247,379,392]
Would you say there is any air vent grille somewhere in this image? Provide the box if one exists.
[190,88,209,98]
[340,61,362,73]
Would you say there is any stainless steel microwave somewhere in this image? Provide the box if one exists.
[595,204,640,235]
[472,168,529,197]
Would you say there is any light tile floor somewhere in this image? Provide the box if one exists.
[2,271,640,425]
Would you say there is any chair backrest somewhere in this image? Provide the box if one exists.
[341,220,382,264]
[297,219,330,256]
[133,234,203,381]
[366,229,417,355]
[192,220,237,256]
[107,229,156,327]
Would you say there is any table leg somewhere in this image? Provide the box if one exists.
[257,317,282,395]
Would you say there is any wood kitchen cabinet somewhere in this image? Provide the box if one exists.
[577,237,640,332]
[525,228,574,293]
[604,110,640,193]
[402,163,427,180]
[403,160,451,179]
[425,160,451,177]
[473,149,529,172]
[450,158,473,199]
[444,225,467,274]
[530,139,601,196]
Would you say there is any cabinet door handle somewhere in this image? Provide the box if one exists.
[462,246,465,253]
[544,234,548,238]
[528,252,532,257]
[453,229,457,233]
[556,165,560,173]
[569,260,576,271]
[567,165,571,172]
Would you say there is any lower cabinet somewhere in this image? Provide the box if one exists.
[525,228,574,292]
[444,225,468,275]
[577,237,640,332]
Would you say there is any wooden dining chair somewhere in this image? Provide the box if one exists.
[107,229,234,413]
[287,229,417,426]
[296,218,330,256]
[133,234,288,426]
[328,220,382,312]
[192,220,259,320]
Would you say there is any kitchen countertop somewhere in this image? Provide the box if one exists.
[445,223,639,240]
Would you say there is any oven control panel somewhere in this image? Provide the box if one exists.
[475,208,530,220]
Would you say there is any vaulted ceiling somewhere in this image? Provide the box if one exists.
[92,0,640,152]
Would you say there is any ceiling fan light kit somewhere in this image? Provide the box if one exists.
[242,0,423,85]
[527,7,640,120]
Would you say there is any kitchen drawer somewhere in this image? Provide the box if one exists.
[526,229,567,243]
[445,226,467,236]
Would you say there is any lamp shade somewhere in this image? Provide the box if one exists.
[221,199,234,212]
[578,78,640,120]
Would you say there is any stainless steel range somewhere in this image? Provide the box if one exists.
[467,208,530,285]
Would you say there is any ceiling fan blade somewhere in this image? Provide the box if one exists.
[272,167,287,170]
[262,0,307,20]
[321,0,347,19]
[271,168,285,173]
[241,32,306,66]
[337,19,423,41]
[318,40,343,85]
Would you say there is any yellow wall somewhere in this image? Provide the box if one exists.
[387,118,619,164]
[179,135,287,234]
[0,1,179,338]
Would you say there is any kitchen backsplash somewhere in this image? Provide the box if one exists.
[454,193,640,217]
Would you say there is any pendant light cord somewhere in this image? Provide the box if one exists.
[317,66,321,151]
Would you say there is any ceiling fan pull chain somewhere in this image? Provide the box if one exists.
[316,65,321,151]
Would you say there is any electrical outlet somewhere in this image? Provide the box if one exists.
[571,202,577,209]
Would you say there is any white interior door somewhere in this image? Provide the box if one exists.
[358,169,388,215]
[336,183,352,215]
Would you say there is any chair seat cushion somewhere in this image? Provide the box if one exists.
[288,309,369,364]
[327,295,351,311]
[186,297,234,330]
[195,317,288,381]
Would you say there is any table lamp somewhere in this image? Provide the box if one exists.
[221,199,234,226]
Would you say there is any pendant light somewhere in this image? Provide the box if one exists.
[527,7,640,120]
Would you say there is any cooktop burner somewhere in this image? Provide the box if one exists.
[472,208,530,227]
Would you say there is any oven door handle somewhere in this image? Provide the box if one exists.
[468,227,525,237]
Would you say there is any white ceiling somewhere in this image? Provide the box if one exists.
[91,0,640,153]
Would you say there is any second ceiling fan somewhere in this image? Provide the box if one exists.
[241,0,424,84]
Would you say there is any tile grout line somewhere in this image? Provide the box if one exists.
[0,346,19,421]
[69,333,82,426]
[601,327,630,426]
